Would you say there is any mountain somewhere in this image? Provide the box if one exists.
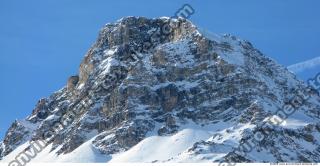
[289,65,320,82]
[1,17,320,163]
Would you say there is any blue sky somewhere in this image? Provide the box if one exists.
[0,0,320,139]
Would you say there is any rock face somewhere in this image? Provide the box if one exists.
[1,17,320,163]
[67,76,79,91]
[0,142,4,160]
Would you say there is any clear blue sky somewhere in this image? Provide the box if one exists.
[1,0,320,139]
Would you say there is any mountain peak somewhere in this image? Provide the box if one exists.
[1,17,320,163]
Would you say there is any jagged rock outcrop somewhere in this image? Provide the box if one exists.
[1,17,320,163]
[67,76,79,91]
[0,120,36,158]
[0,142,4,160]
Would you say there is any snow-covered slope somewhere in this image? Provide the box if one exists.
[1,17,320,163]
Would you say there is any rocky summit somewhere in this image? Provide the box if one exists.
[1,17,320,163]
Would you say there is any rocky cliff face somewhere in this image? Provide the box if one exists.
[1,17,320,163]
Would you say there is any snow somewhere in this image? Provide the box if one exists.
[210,123,256,145]
[265,109,313,129]
[172,143,233,163]
[156,39,195,68]
[19,120,38,131]
[287,56,320,74]
[103,48,117,56]
[110,121,232,163]
[1,137,111,163]
[32,141,107,163]
[77,83,85,90]
[218,53,244,66]
[3,124,229,163]
[246,148,276,162]
[150,80,199,91]
[197,28,245,66]
[196,28,223,43]
[44,114,58,121]
[51,137,110,163]
[147,27,158,34]
[1,142,31,162]
[168,123,255,162]
[98,56,124,78]
[296,138,318,151]
[110,129,209,162]
[280,118,309,129]
[100,57,119,74]
[159,16,170,20]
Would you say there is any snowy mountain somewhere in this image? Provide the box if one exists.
[289,65,320,82]
[1,17,320,163]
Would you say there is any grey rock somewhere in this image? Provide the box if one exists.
[1,17,320,163]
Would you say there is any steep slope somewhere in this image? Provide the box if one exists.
[1,17,320,163]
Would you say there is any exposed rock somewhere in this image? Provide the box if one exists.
[1,17,320,163]
[67,75,79,90]
[0,142,4,160]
